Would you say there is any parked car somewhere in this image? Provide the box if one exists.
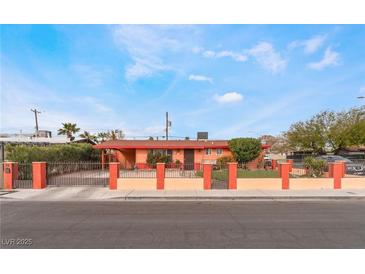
[316,155,365,175]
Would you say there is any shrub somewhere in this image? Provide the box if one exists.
[5,143,100,163]
[146,150,172,165]
[228,138,261,163]
[303,156,327,177]
[216,156,235,166]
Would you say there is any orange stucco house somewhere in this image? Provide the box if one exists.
[94,139,270,170]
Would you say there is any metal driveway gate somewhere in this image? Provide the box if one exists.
[14,163,33,189]
[47,162,109,187]
[211,164,228,189]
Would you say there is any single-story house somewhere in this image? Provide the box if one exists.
[94,139,270,169]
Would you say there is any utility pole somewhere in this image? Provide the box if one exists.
[30,109,41,137]
[165,112,172,140]
[165,112,168,140]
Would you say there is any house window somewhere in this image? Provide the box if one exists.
[205,148,211,155]
[216,148,222,155]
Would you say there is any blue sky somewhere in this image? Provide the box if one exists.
[1,24,365,139]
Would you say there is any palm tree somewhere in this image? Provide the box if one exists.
[58,123,80,140]
[97,130,125,142]
[97,132,109,142]
[79,131,98,143]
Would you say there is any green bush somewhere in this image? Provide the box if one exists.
[303,156,327,177]
[216,156,235,166]
[5,143,100,163]
[146,150,172,165]
[228,138,261,163]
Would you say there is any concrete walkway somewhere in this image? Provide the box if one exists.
[1,187,365,201]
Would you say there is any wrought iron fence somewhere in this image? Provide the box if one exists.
[165,163,200,178]
[47,162,109,187]
[14,163,33,188]
[344,159,365,177]
[120,164,157,178]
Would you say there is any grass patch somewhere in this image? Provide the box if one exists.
[195,169,279,179]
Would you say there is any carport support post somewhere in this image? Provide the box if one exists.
[280,162,290,190]
[3,162,18,190]
[32,162,47,189]
[333,162,343,189]
[109,162,120,190]
[328,163,334,177]
[228,162,237,190]
[287,159,293,172]
[271,159,277,170]
[156,163,165,190]
[203,163,212,190]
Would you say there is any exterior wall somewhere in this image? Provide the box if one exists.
[164,178,204,190]
[115,149,135,169]
[342,177,365,188]
[237,178,282,190]
[172,149,184,163]
[201,148,232,163]
[194,149,204,164]
[117,178,156,190]
[290,178,333,190]
[135,149,149,168]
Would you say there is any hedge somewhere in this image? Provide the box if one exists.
[5,143,100,163]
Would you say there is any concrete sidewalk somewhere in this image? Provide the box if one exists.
[1,187,365,201]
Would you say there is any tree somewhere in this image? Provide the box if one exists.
[259,134,292,154]
[97,130,125,142]
[58,123,80,140]
[285,106,365,154]
[228,138,261,163]
[79,131,98,143]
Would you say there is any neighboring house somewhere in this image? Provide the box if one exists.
[94,139,270,169]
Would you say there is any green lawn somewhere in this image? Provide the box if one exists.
[195,169,279,180]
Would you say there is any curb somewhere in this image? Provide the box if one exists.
[109,195,365,201]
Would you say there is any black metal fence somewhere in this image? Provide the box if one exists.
[47,162,109,187]
[120,164,157,178]
[165,163,200,178]
[13,163,33,188]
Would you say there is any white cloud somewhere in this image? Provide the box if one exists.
[289,34,327,54]
[188,74,213,83]
[214,92,243,104]
[359,86,365,95]
[308,47,340,70]
[71,64,108,87]
[112,25,194,81]
[248,42,287,74]
[199,49,247,62]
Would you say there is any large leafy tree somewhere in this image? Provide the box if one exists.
[285,106,365,154]
[228,138,261,163]
[57,123,80,140]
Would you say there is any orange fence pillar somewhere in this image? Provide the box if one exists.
[32,162,46,189]
[287,159,293,172]
[109,162,120,190]
[156,163,165,190]
[280,162,290,190]
[271,159,277,170]
[3,162,18,189]
[203,163,212,190]
[228,162,237,190]
[333,162,343,189]
[339,161,346,177]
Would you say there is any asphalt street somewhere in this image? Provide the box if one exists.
[1,200,365,248]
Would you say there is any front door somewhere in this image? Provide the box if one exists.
[184,149,194,170]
